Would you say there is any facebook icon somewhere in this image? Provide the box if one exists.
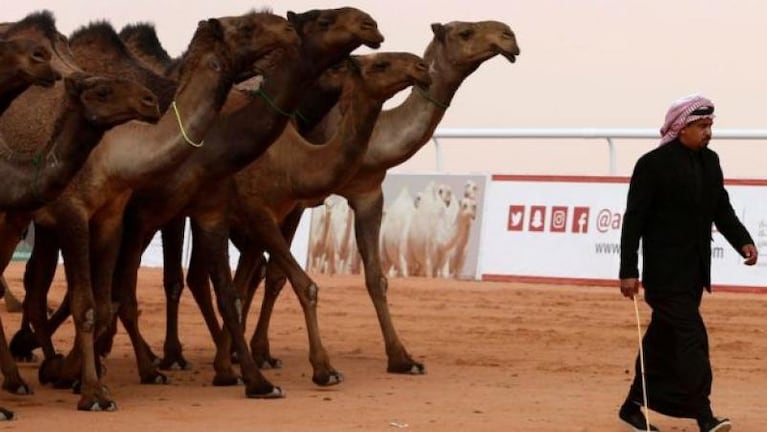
[572,207,589,233]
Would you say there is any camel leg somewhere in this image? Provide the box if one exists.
[242,208,340,386]
[158,217,189,370]
[245,207,304,369]
[348,190,424,374]
[248,259,286,369]
[190,218,282,398]
[0,213,32,396]
[54,217,115,411]
[110,225,166,385]
[13,223,60,362]
[184,227,236,386]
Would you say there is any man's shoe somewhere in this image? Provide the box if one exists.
[619,405,660,432]
[698,417,731,432]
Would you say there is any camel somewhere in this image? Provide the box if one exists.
[175,52,429,387]
[412,197,477,277]
[6,8,383,398]
[403,182,452,277]
[245,20,519,374]
[90,7,385,400]
[0,70,160,419]
[11,14,300,412]
[0,37,60,115]
[380,187,417,277]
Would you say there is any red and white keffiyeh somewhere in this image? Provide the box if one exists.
[659,94,715,145]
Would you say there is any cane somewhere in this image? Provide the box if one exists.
[632,295,651,432]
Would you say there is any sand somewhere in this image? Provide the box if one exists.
[0,262,764,432]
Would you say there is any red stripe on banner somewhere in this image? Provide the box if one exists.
[480,274,767,293]
[490,174,767,186]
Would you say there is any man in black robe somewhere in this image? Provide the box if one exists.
[618,94,758,432]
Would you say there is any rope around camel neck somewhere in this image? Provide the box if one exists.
[416,86,450,110]
[171,100,204,148]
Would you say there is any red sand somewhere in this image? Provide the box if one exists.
[0,262,764,432]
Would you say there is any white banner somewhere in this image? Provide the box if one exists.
[479,175,767,290]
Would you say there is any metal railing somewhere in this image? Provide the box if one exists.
[431,128,767,175]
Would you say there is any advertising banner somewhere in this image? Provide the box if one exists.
[306,174,488,280]
[480,175,767,291]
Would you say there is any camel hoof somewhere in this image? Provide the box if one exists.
[158,355,189,371]
[0,407,16,421]
[38,354,65,385]
[246,385,285,399]
[141,372,169,385]
[313,371,344,387]
[257,357,282,369]
[2,380,32,396]
[77,398,117,412]
[9,328,40,363]
[212,374,243,387]
[388,360,426,375]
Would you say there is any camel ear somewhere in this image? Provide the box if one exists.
[346,56,361,74]
[431,23,446,40]
[286,11,297,23]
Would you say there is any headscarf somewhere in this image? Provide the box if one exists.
[659,94,715,145]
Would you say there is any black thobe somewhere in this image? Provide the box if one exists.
[619,139,753,419]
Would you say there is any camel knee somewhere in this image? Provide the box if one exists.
[164,281,183,302]
[80,308,96,333]
[296,283,318,307]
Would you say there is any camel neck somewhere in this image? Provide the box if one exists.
[361,71,463,171]
[0,98,101,210]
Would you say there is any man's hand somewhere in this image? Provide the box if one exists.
[620,277,640,299]
[742,244,758,266]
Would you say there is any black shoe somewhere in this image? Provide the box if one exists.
[698,417,731,432]
[619,404,660,432]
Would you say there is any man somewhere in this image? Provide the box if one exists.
[618,94,758,432]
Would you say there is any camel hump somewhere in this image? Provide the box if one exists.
[118,22,173,66]
[70,21,132,57]
[4,10,58,39]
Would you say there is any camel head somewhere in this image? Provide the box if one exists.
[0,38,61,89]
[215,10,300,83]
[459,197,478,220]
[65,72,160,127]
[287,7,383,65]
[427,20,520,75]
[346,52,431,102]
[1,11,82,77]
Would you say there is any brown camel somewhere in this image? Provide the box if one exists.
[15,13,299,412]
[101,7,383,399]
[181,52,430,386]
[245,20,520,374]
[0,37,60,114]
[0,71,160,420]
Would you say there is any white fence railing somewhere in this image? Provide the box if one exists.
[431,128,767,175]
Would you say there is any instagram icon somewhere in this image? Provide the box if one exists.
[550,206,568,233]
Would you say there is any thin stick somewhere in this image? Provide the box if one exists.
[633,295,651,432]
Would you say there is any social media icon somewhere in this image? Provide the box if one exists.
[508,205,525,231]
[572,207,589,233]
[529,206,546,232]
[550,206,568,233]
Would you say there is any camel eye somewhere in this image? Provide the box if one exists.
[317,19,331,29]
[372,61,389,72]
[458,29,473,40]
[95,86,112,101]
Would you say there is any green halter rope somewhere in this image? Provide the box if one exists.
[250,87,294,118]
[416,86,450,110]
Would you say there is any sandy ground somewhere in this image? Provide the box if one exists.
[0,262,764,432]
